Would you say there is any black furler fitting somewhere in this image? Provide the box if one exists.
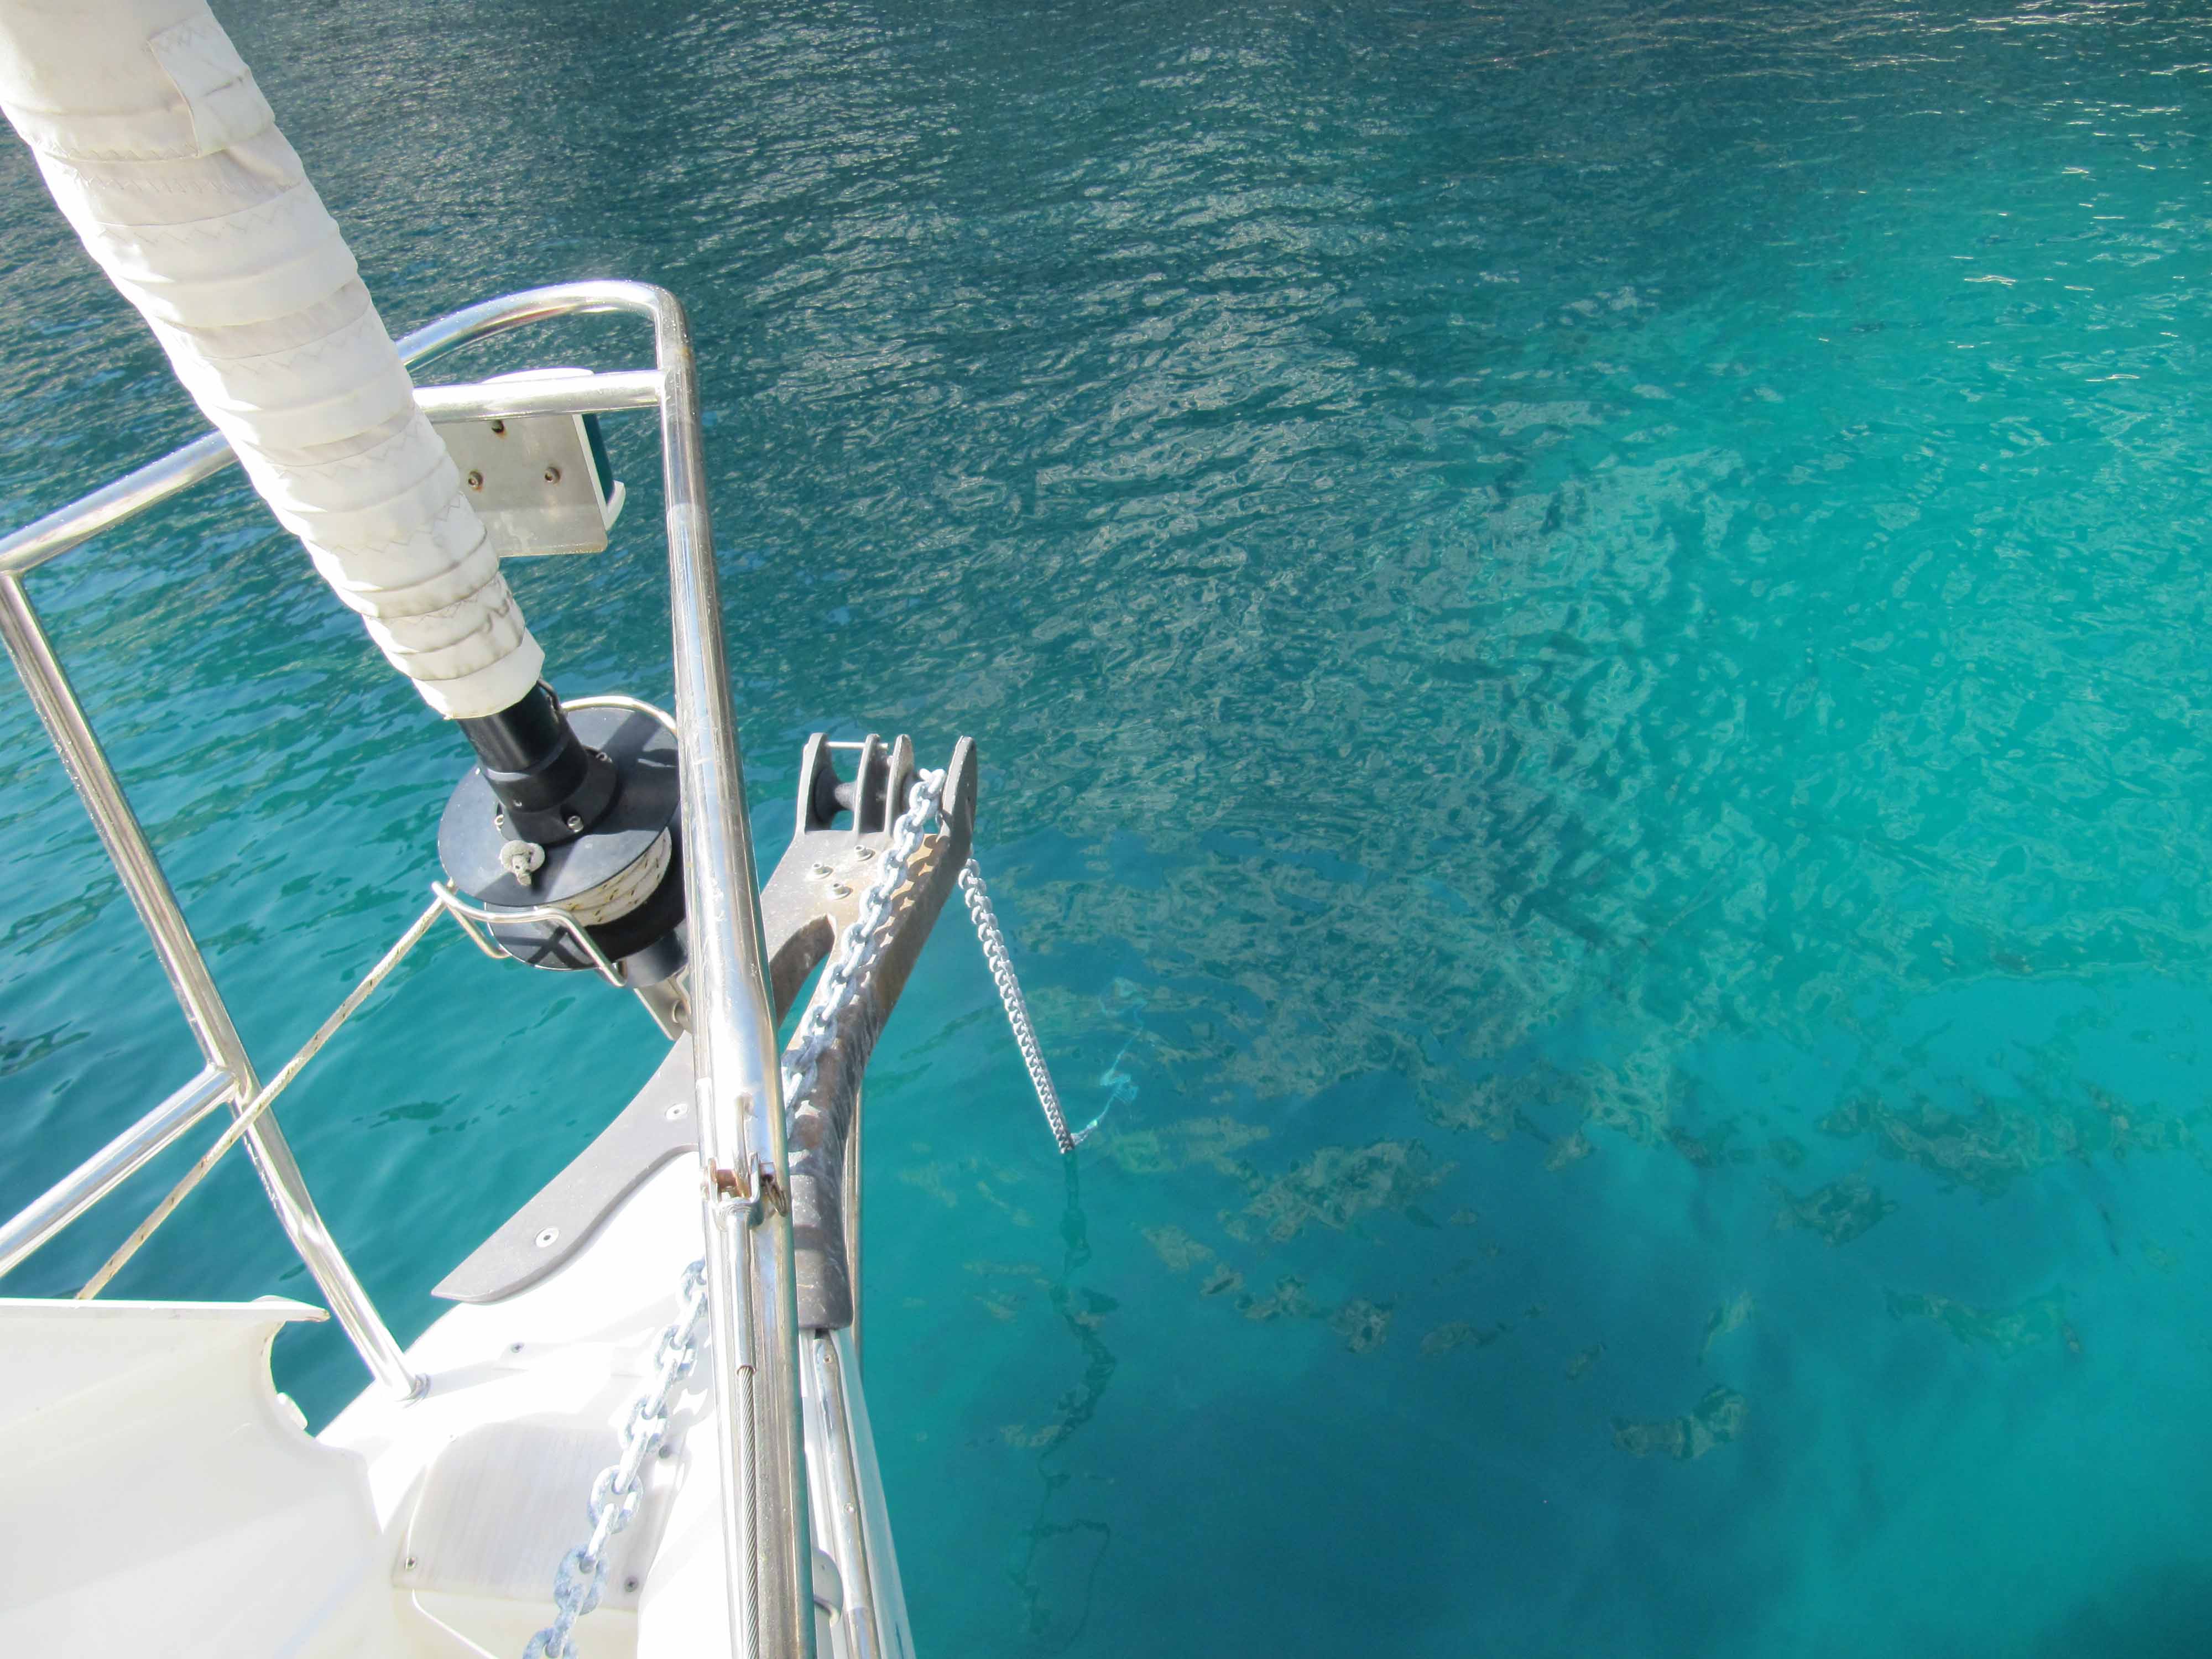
[456,681,617,848]
[439,695,688,988]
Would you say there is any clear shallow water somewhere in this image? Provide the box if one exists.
[4,1,2212,1653]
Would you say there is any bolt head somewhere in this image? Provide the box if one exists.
[830,883,852,899]
[488,419,506,436]
[543,464,562,484]
[534,1226,560,1249]
[566,813,585,832]
[810,863,832,878]
[466,469,483,490]
[500,839,546,883]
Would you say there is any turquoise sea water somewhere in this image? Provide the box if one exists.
[6,1,2212,1652]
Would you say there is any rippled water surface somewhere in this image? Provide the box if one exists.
[7,2,2212,1653]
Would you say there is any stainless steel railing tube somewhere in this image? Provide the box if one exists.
[0,572,422,1397]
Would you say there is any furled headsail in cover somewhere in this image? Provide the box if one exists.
[0,0,540,717]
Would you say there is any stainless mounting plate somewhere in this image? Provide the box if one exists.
[430,372,624,556]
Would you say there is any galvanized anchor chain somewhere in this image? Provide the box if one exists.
[783,766,948,1118]
[523,1259,709,1659]
[784,767,1077,1154]
[960,858,1081,1154]
[523,759,1073,1658]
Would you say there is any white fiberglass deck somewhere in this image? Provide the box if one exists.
[2,1133,899,1659]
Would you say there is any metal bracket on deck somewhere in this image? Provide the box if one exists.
[433,735,975,1307]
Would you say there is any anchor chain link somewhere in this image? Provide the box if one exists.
[523,1259,708,1659]
[959,858,1081,1154]
[782,766,947,1118]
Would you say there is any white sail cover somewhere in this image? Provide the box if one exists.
[0,0,542,717]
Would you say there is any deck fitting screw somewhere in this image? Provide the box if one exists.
[466,469,483,490]
[854,846,876,860]
[810,863,832,878]
[665,1100,687,1120]
[830,883,852,899]
[493,810,505,828]
[624,1576,640,1593]
[543,465,562,484]
[534,1226,560,1249]
[566,813,585,832]
[489,419,505,436]
[509,1342,524,1353]
[404,1555,418,1571]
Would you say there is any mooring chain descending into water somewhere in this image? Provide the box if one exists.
[783,765,1083,1154]
[524,762,1074,1657]
[961,857,1084,1153]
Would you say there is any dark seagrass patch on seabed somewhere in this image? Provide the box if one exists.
[1770,1172,1895,1246]
[1613,1386,1749,1461]
[1886,1288,2080,1357]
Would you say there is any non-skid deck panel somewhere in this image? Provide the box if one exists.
[432,1035,695,1303]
